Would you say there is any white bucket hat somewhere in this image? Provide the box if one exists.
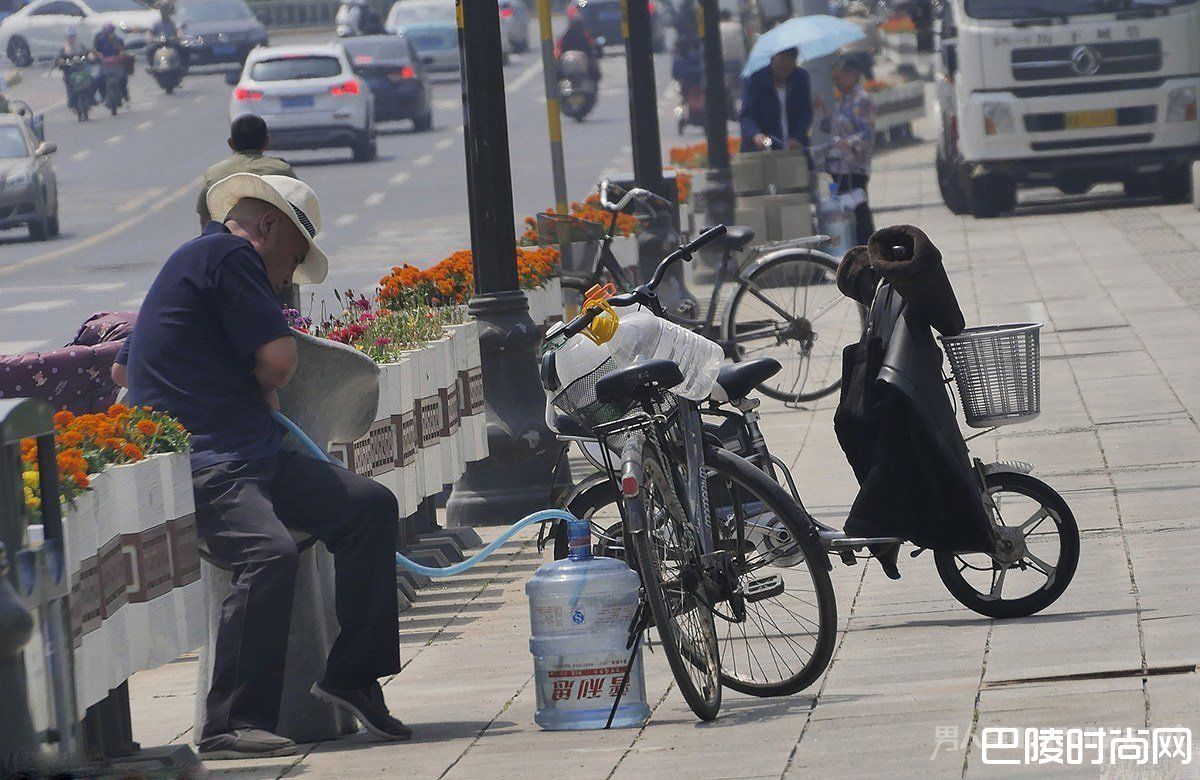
[206,173,329,285]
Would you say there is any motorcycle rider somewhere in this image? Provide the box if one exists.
[555,13,600,83]
[55,28,93,111]
[336,0,385,37]
[93,22,130,105]
[148,1,183,66]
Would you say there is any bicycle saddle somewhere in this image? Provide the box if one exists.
[708,224,756,252]
[712,358,782,403]
[595,358,684,403]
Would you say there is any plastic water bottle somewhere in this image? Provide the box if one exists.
[526,518,649,730]
[605,305,723,401]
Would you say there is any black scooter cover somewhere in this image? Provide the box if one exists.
[834,285,996,554]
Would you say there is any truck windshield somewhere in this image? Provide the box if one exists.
[964,0,1198,19]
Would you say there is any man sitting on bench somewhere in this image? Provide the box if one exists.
[113,173,411,760]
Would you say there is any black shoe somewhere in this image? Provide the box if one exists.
[311,681,413,741]
[197,728,297,760]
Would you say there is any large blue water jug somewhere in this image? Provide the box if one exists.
[525,518,649,730]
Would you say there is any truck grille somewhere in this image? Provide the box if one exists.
[1011,40,1161,82]
[1031,133,1153,152]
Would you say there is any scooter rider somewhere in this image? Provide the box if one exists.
[555,13,600,82]
[55,29,93,110]
[148,1,183,66]
[93,22,130,105]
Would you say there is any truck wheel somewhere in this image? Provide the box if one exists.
[969,173,1016,219]
[936,152,970,216]
[7,37,31,68]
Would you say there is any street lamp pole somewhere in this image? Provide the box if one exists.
[698,0,734,229]
[623,0,695,313]
[446,0,559,527]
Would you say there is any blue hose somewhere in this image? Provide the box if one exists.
[272,411,573,578]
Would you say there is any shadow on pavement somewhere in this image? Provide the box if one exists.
[1013,189,1165,218]
[304,720,518,752]
[288,153,398,168]
[887,606,1142,631]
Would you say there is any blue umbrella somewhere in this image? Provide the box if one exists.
[741,15,866,78]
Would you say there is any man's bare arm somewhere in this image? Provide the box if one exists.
[254,335,297,392]
[111,362,128,388]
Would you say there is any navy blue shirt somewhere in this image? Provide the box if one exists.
[118,222,293,471]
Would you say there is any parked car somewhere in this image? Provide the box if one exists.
[0,113,58,241]
[2,0,158,67]
[342,33,432,131]
[395,20,459,73]
[498,0,529,54]
[570,0,667,53]
[229,43,377,162]
[386,0,511,62]
[0,0,24,27]
[175,0,267,67]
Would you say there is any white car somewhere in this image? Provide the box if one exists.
[2,0,158,67]
[229,43,376,162]
[385,0,512,62]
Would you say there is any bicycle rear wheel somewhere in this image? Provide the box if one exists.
[625,439,722,721]
[724,250,866,403]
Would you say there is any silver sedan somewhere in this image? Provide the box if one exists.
[0,113,58,241]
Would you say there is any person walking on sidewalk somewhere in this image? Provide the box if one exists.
[197,114,297,227]
[739,47,813,153]
[815,54,876,246]
[113,174,411,760]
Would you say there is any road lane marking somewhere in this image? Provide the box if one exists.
[192,95,206,104]
[71,150,92,162]
[104,135,124,146]
[435,138,453,150]
[118,187,166,214]
[136,121,153,132]
[0,340,49,354]
[0,282,125,295]
[389,172,410,187]
[166,107,180,116]
[505,59,541,94]
[335,214,359,227]
[414,154,434,166]
[119,296,145,308]
[365,192,385,207]
[3,300,70,313]
[0,175,204,279]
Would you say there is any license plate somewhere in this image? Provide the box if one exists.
[1064,108,1117,129]
[281,95,315,109]
[212,43,237,56]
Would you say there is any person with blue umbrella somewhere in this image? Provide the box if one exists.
[739,47,812,152]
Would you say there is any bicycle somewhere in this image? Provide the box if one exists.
[543,181,867,403]
[541,226,839,715]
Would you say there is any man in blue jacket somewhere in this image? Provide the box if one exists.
[739,47,812,152]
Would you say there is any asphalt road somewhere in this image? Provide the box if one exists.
[0,29,689,352]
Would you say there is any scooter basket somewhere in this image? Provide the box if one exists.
[940,323,1042,428]
[549,356,635,433]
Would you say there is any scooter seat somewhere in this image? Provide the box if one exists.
[715,358,781,402]
[709,224,756,252]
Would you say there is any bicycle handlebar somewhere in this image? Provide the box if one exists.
[556,225,728,340]
[598,179,673,214]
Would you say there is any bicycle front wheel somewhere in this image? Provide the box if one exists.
[724,250,866,403]
[626,440,722,721]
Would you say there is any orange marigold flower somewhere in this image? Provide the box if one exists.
[122,444,144,461]
[107,403,131,416]
[135,420,160,436]
[59,431,84,447]
[53,410,75,427]
[72,472,90,489]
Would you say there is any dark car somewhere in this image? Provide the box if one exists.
[570,0,668,53]
[343,34,432,130]
[176,0,268,66]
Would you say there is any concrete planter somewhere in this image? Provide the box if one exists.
[42,452,202,712]
[447,321,488,466]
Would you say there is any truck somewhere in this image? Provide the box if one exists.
[933,0,1200,217]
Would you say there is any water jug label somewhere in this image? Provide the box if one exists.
[572,610,585,624]
[537,657,632,711]
[532,599,637,633]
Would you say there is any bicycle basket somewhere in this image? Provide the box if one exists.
[535,213,607,247]
[550,356,638,432]
[940,323,1042,429]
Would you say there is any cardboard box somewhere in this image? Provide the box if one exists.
[736,193,815,243]
[732,150,813,196]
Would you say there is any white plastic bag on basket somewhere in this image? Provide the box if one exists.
[605,305,722,401]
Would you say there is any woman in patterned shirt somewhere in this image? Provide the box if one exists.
[815,54,877,246]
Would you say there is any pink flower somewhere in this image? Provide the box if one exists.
[374,337,392,347]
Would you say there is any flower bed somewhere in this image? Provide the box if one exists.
[19,406,198,712]
[669,138,741,170]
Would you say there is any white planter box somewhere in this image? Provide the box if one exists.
[450,321,488,465]
[611,235,640,278]
[54,452,201,711]
[429,337,462,489]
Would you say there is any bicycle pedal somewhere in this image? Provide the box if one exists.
[744,574,785,603]
[837,550,859,566]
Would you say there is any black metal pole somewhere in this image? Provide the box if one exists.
[698,0,733,229]
[446,0,558,527]
[624,0,665,199]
